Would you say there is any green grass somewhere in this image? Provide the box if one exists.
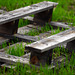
[25,23,67,36]
[18,19,30,28]
[6,43,25,57]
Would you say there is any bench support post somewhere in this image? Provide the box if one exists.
[33,8,53,25]
[0,19,19,35]
[66,40,75,53]
[30,49,53,66]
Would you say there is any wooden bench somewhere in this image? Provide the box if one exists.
[25,27,75,66]
[0,1,74,68]
[0,1,58,45]
[0,1,58,35]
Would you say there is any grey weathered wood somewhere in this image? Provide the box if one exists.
[49,21,71,29]
[14,34,40,42]
[0,52,29,65]
[0,51,67,69]
[18,24,41,34]
[0,33,40,42]
[0,1,58,25]
[25,28,75,53]
[30,50,53,66]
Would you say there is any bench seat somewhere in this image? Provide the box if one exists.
[25,28,75,53]
[0,1,58,25]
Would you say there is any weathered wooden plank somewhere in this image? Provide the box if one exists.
[25,28,75,53]
[18,25,33,34]
[0,1,58,25]
[49,21,71,29]
[18,24,41,34]
[0,33,40,42]
[0,51,67,69]
[0,52,29,65]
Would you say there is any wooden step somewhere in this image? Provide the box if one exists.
[25,28,75,53]
[0,1,58,25]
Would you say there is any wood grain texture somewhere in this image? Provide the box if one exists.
[18,24,41,34]
[25,28,75,53]
[0,33,40,42]
[0,52,29,65]
[0,1,58,25]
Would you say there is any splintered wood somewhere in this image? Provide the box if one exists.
[0,1,58,25]
[25,28,75,53]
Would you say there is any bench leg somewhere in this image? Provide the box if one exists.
[0,19,19,35]
[30,50,53,66]
[66,40,75,53]
[33,8,53,25]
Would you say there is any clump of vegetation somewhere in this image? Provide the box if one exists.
[25,23,66,36]
[0,42,7,49]
[6,43,25,57]
[18,19,30,28]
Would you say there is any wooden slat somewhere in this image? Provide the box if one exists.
[49,21,71,29]
[0,1,58,25]
[25,28,75,53]
[18,24,41,34]
[0,52,29,65]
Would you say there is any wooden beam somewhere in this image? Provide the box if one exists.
[25,28,75,53]
[0,1,58,25]
[0,33,40,42]
[0,52,29,65]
